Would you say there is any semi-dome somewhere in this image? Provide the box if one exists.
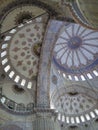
[1,14,48,89]
[51,85,98,125]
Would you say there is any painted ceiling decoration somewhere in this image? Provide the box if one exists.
[62,0,98,30]
[36,19,63,107]
[0,5,46,33]
[0,0,98,129]
[0,0,58,33]
[51,85,98,125]
[53,23,98,81]
[1,13,49,89]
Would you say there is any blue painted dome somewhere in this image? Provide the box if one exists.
[53,23,98,80]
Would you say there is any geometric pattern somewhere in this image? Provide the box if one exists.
[51,85,97,115]
[53,23,98,81]
[36,20,63,107]
[9,25,40,79]
[54,93,96,115]
[1,14,48,89]
[51,85,98,124]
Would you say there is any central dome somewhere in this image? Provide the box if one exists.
[53,23,98,80]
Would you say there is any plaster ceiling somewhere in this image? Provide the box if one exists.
[0,0,98,129]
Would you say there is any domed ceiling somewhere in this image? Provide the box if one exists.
[2,82,33,104]
[62,0,98,30]
[51,85,98,124]
[0,81,34,114]
[48,19,98,125]
[53,23,98,81]
[1,13,49,89]
[0,0,98,129]
[0,5,46,33]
